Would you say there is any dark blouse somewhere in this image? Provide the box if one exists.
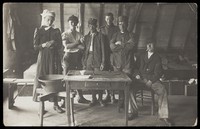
[32,26,63,102]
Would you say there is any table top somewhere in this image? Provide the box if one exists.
[64,70,132,82]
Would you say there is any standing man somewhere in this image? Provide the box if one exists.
[100,12,119,104]
[110,16,138,120]
[62,15,90,104]
[132,42,172,126]
[82,18,106,107]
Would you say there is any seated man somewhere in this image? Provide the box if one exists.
[132,41,172,126]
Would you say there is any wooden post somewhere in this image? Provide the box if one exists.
[8,83,15,109]
[79,3,85,35]
[151,3,161,47]
[40,101,44,126]
[98,3,104,28]
[60,3,64,33]
[66,81,72,126]
[167,4,179,51]
[117,3,123,25]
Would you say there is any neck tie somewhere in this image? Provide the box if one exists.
[89,33,95,51]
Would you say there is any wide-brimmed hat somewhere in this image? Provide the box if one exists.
[40,9,55,18]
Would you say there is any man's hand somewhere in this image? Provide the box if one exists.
[42,42,47,48]
[115,41,122,45]
[100,64,104,71]
[135,75,140,79]
[80,37,85,43]
[146,80,152,87]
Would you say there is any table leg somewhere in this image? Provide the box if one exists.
[125,82,129,126]
[40,101,44,126]
[65,81,72,126]
[8,83,16,109]
[71,97,75,126]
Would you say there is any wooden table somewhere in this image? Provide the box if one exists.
[64,70,132,126]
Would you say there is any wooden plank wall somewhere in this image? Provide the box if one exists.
[41,3,195,51]
[3,3,197,71]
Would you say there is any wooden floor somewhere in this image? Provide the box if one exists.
[3,94,197,126]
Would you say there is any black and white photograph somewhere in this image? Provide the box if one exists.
[3,2,197,126]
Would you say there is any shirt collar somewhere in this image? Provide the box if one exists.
[67,29,76,33]
[106,23,114,28]
[90,31,97,36]
[41,26,52,30]
[120,29,128,34]
[148,51,154,55]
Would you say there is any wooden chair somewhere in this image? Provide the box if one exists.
[135,86,155,115]
[36,75,77,127]
[37,88,76,126]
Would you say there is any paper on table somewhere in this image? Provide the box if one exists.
[66,75,92,79]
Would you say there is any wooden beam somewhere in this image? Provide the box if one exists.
[167,4,179,51]
[151,4,161,48]
[98,3,104,28]
[123,3,131,16]
[128,3,143,33]
[118,3,123,16]
[117,3,123,25]
[79,3,85,35]
[123,4,131,29]
[183,17,195,52]
[60,3,64,32]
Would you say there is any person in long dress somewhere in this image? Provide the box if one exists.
[32,9,64,113]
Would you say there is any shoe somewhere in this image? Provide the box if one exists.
[89,100,98,107]
[77,97,90,104]
[99,100,106,107]
[61,102,65,108]
[53,105,65,113]
[159,118,172,126]
[128,112,138,121]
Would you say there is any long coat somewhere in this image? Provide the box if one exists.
[82,31,105,69]
[110,31,135,74]
[32,26,62,102]
[134,52,163,83]
[99,24,119,70]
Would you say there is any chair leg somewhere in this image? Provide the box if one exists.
[118,94,120,113]
[40,101,44,126]
[70,97,75,126]
[151,91,155,115]
[141,89,143,106]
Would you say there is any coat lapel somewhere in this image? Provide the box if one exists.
[144,52,154,64]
